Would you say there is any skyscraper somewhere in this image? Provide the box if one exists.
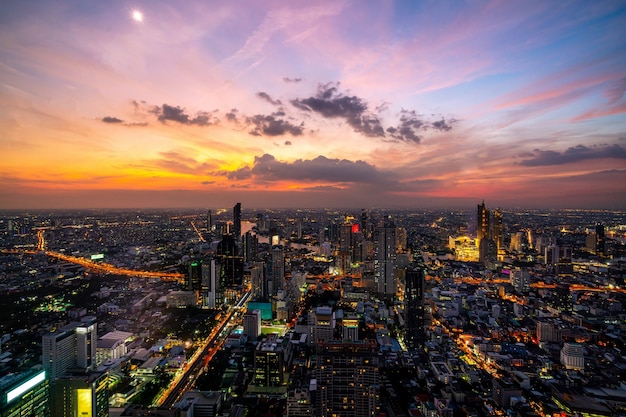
[271,245,285,294]
[314,340,379,417]
[253,334,284,387]
[404,267,425,351]
[595,224,605,256]
[477,201,490,243]
[374,219,397,296]
[476,202,502,265]
[233,202,242,239]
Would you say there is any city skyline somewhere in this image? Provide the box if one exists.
[1,1,626,210]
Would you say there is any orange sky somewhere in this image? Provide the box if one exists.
[1,1,625,209]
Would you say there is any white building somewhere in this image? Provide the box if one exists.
[560,342,585,370]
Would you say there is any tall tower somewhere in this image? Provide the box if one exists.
[314,340,379,417]
[338,222,353,275]
[491,209,503,252]
[374,218,397,296]
[595,224,605,256]
[207,209,212,231]
[271,245,285,294]
[405,267,425,351]
[201,257,218,308]
[233,202,242,239]
[477,201,490,243]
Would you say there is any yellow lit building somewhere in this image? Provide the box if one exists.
[448,236,478,262]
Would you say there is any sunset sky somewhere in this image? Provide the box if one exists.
[1,1,625,210]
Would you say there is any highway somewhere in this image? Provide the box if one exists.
[0,248,185,283]
[156,290,251,408]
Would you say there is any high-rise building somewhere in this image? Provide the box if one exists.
[233,202,242,239]
[374,219,397,296]
[243,231,258,263]
[50,371,108,417]
[511,268,530,293]
[476,202,503,266]
[271,246,285,295]
[491,209,503,252]
[595,224,605,256]
[404,267,425,351]
[250,262,265,300]
[477,201,490,243]
[42,318,97,379]
[201,257,218,309]
[338,222,353,275]
[188,260,203,292]
[314,340,379,417]
[360,209,370,240]
[253,334,284,387]
[216,234,243,288]
[312,306,334,345]
[243,309,261,342]
[0,369,49,417]
[207,209,212,231]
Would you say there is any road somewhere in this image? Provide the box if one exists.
[0,249,185,283]
[156,290,251,408]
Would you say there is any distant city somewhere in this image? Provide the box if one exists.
[0,204,625,417]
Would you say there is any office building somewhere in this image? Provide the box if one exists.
[404,267,425,351]
[202,258,218,309]
[314,340,379,417]
[253,334,284,387]
[233,202,242,239]
[511,268,530,293]
[42,318,97,379]
[244,309,262,342]
[0,369,49,417]
[51,371,108,417]
[271,245,285,294]
[374,219,397,296]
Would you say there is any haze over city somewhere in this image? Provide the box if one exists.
[1,1,625,210]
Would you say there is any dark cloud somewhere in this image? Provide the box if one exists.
[224,166,252,180]
[201,181,215,185]
[291,82,385,137]
[155,104,218,126]
[386,110,425,143]
[257,92,282,106]
[283,77,302,83]
[284,141,292,146]
[225,109,239,122]
[220,154,395,185]
[386,111,457,143]
[246,113,303,137]
[520,144,626,166]
[102,116,123,123]
[431,118,456,132]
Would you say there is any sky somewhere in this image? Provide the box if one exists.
[1,1,625,210]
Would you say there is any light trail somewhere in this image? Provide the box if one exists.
[0,249,185,283]
[190,221,205,242]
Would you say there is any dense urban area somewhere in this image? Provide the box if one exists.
[1,204,625,417]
